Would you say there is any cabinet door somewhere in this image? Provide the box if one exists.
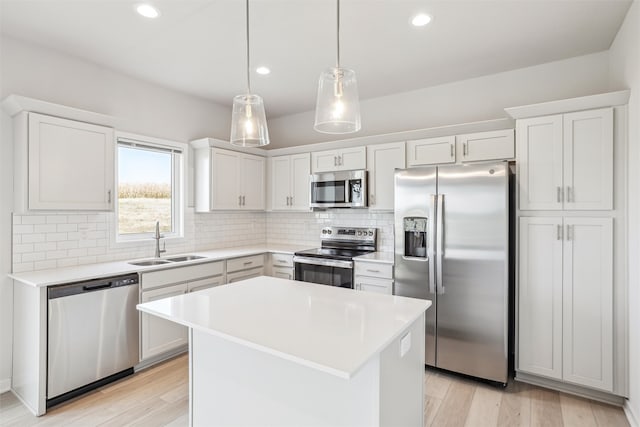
[272,266,294,280]
[517,115,563,210]
[311,150,339,173]
[211,149,242,209]
[367,142,405,211]
[563,108,613,210]
[140,283,188,360]
[338,146,366,170]
[28,113,114,210]
[188,276,225,293]
[458,129,514,162]
[518,217,563,380]
[290,153,311,210]
[241,154,265,210]
[406,136,455,167]
[227,267,265,283]
[355,276,393,294]
[270,156,291,210]
[562,217,613,391]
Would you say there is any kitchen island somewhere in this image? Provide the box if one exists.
[137,276,430,426]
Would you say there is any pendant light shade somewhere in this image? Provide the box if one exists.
[314,67,360,134]
[314,0,361,134]
[230,0,270,147]
[230,94,269,147]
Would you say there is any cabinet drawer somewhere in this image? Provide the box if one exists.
[227,266,265,283]
[271,253,293,268]
[227,254,265,273]
[457,129,514,162]
[272,266,294,280]
[188,276,225,293]
[354,262,393,279]
[141,261,224,290]
[354,276,393,295]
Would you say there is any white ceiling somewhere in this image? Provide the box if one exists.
[0,0,632,119]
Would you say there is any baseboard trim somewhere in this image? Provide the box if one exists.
[0,378,10,393]
[625,401,639,427]
[515,372,625,406]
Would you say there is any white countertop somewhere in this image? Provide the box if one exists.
[137,276,430,379]
[354,251,395,264]
[9,244,311,287]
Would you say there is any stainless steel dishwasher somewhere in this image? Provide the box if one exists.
[47,273,139,408]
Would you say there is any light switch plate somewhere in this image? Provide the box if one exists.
[400,332,411,357]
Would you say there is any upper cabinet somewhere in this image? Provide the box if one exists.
[27,113,115,211]
[367,142,405,211]
[406,129,514,167]
[194,146,265,212]
[270,153,311,211]
[517,108,613,211]
[311,146,366,173]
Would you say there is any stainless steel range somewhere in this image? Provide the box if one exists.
[293,227,377,288]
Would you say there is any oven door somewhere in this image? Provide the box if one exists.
[293,256,353,289]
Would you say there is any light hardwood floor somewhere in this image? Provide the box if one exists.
[0,354,629,426]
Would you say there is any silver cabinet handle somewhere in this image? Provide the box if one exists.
[557,187,564,203]
[557,224,563,240]
[370,194,375,205]
[277,260,288,264]
[239,195,242,206]
[566,224,573,241]
[243,261,253,266]
[450,144,454,157]
[290,196,293,206]
[366,269,380,273]
[338,155,343,166]
[286,196,290,206]
[242,195,246,206]
[107,190,111,204]
[463,142,468,156]
[334,156,338,166]
[567,186,573,203]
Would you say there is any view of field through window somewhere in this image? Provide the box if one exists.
[118,145,172,235]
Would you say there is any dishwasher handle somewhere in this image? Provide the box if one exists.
[48,273,139,300]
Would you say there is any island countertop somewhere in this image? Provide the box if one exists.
[137,276,430,379]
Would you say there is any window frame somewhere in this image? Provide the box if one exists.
[113,132,186,244]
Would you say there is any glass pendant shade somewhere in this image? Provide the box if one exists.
[230,93,270,147]
[314,67,361,134]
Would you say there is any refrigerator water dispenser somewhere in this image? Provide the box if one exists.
[404,217,427,258]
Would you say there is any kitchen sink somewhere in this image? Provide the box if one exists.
[165,255,205,262]
[128,259,172,266]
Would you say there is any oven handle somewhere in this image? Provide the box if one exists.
[293,256,354,269]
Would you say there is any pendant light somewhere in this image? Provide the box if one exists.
[314,0,361,134]
[230,0,270,147]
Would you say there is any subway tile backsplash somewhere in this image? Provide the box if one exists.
[12,209,394,273]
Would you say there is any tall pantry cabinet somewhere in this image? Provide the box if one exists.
[508,90,629,400]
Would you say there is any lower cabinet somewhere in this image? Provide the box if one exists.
[139,261,226,361]
[226,254,265,283]
[354,261,393,295]
[270,253,294,280]
[518,216,613,392]
[140,283,189,360]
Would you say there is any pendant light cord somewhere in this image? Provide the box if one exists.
[246,0,251,94]
[336,0,340,68]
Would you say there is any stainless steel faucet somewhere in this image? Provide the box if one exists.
[154,221,166,258]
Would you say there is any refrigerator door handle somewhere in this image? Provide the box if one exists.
[427,194,437,295]
[436,193,445,295]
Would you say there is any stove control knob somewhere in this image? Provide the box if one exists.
[322,229,326,234]
[327,230,332,234]
[368,231,374,236]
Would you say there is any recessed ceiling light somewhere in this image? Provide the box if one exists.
[256,66,271,75]
[411,13,432,27]
[136,4,160,19]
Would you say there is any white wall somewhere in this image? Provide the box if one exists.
[609,2,640,425]
[267,52,612,148]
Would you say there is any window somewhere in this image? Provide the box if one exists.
[116,135,183,241]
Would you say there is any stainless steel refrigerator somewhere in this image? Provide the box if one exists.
[394,162,509,384]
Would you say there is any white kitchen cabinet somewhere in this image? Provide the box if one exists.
[518,216,613,392]
[456,129,514,162]
[354,260,393,295]
[188,275,225,293]
[28,112,114,210]
[406,136,455,167]
[227,254,265,283]
[140,283,189,360]
[367,142,405,211]
[311,146,366,173]
[269,253,294,280]
[517,108,613,211]
[194,147,266,211]
[271,153,310,210]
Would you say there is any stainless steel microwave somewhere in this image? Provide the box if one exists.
[310,170,368,208]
